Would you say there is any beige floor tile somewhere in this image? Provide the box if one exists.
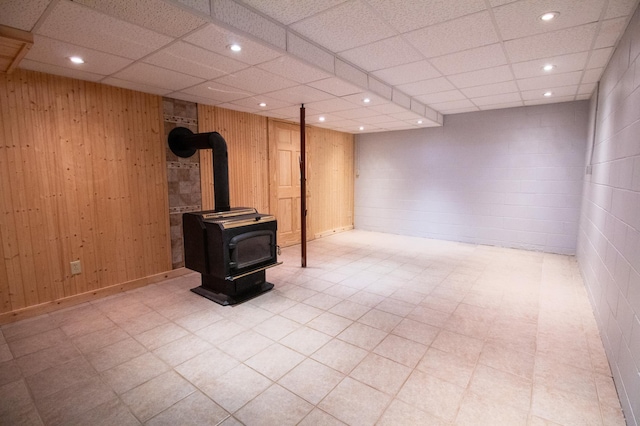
[599,401,626,425]
[468,364,532,412]
[8,328,68,358]
[374,298,416,316]
[118,311,170,336]
[245,343,305,381]
[280,326,332,356]
[443,313,493,339]
[396,370,465,422]
[373,334,427,368]
[134,323,189,351]
[194,319,246,345]
[311,339,369,375]
[407,305,451,328]
[420,295,459,313]
[278,358,344,404]
[71,326,129,355]
[318,377,391,426]
[146,391,227,426]
[455,391,528,426]
[531,383,604,426]
[16,342,82,377]
[26,356,96,400]
[101,352,169,394]
[0,379,35,417]
[172,309,224,333]
[431,330,484,363]
[200,364,272,413]
[479,341,535,380]
[358,309,402,332]
[174,347,239,388]
[236,384,313,425]
[349,353,411,395]
[152,334,213,367]
[307,312,353,336]
[86,337,147,372]
[303,293,342,310]
[280,303,324,324]
[594,373,623,409]
[534,355,597,400]
[121,371,195,422]
[64,398,140,426]
[329,300,371,320]
[217,330,273,362]
[0,360,23,387]
[337,322,387,351]
[35,377,116,425]
[252,315,300,340]
[377,399,446,426]
[416,347,475,388]
[391,318,439,345]
[347,291,386,307]
[2,315,58,343]
[277,285,318,302]
[298,408,346,425]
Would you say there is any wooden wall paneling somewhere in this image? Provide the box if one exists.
[0,70,171,315]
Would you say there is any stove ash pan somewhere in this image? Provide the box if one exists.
[182,208,280,305]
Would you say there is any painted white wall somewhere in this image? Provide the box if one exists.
[577,5,640,424]
[355,101,589,254]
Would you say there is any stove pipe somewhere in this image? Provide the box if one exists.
[168,127,230,212]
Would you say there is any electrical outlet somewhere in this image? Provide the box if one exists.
[70,260,82,275]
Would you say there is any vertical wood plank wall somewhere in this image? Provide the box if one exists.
[308,127,355,238]
[0,70,171,317]
[198,105,270,214]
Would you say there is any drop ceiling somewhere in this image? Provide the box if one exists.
[1,0,638,133]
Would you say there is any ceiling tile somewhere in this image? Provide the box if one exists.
[212,0,286,49]
[181,80,255,103]
[380,120,417,130]
[228,95,291,111]
[415,90,467,104]
[0,0,51,31]
[213,67,298,93]
[524,95,575,105]
[369,102,410,115]
[430,43,508,75]
[461,80,518,98]
[388,111,425,120]
[305,97,359,112]
[174,0,210,15]
[492,0,603,40]
[594,17,628,49]
[257,56,331,83]
[587,48,614,68]
[216,102,260,114]
[478,101,524,110]
[307,77,362,97]
[430,99,478,113]
[335,59,368,87]
[335,108,380,119]
[37,1,172,60]
[184,24,282,65]
[517,71,582,91]
[371,60,441,85]
[267,105,321,119]
[112,62,205,91]
[144,41,248,80]
[489,0,518,6]
[521,85,578,100]
[289,0,395,52]
[357,114,397,125]
[286,32,335,74]
[341,92,389,107]
[368,77,392,100]
[102,77,173,95]
[366,0,486,33]
[266,85,334,103]
[397,77,455,96]
[448,65,513,88]
[582,68,604,84]
[339,36,422,71]
[575,93,591,100]
[578,82,597,95]
[511,52,589,79]
[605,0,640,19]
[168,91,224,106]
[19,59,105,82]
[471,91,522,106]
[72,0,206,37]
[25,35,132,75]
[404,11,499,58]
[239,0,346,25]
[504,24,598,62]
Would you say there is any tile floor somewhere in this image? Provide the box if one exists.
[0,230,626,425]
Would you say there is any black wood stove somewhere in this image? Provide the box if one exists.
[168,127,280,305]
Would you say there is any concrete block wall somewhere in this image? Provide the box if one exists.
[355,101,588,254]
[577,5,640,424]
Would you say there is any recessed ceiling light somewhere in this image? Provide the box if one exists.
[319,116,326,122]
[227,44,242,52]
[543,91,553,97]
[542,64,555,72]
[417,120,423,124]
[258,102,267,107]
[363,98,371,104]
[359,126,364,131]
[539,12,559,21]
[68,56,85,64]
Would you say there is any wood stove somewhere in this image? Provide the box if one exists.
[168,127,280,305]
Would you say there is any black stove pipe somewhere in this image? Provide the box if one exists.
[168,127,230,212]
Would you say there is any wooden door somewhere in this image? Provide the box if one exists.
[270,121,304,247]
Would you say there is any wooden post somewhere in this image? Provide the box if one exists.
[300,104,307,268]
